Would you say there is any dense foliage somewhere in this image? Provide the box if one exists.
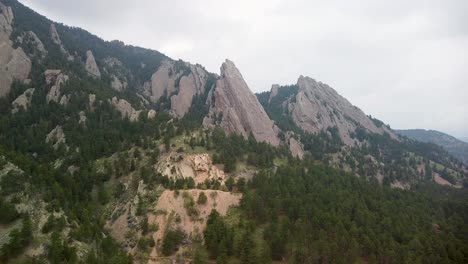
[203,163,468,263]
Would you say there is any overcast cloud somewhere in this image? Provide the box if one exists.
[19,0,468,137]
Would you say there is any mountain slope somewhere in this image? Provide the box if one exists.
[0,0,467,263]
[258,77,467,188]
[396,129,468,165]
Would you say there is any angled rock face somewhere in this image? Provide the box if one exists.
[45,70,69,103]
[204,59,280,146]
[111,75,127,91]
[85,50,101,79]
[17,31,47,59]
[147,109,157,119]
[12,88,35,113]
[144,61,209,117]
[281,76,396,145]
[111,97,141,122]
[0,3,13,43]
[46,125,66,150]
[0,3,31,97]
[49,24,73,61]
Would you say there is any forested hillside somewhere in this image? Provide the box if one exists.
[0,0,467,263]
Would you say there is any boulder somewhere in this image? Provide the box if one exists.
[11,88,35,113]
[85,50,101,79]
[203,59,280,146]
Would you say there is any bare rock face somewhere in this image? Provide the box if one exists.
[111,97,141,122]
[45,70,69,103]
[49,24,74,61]
[269,84,280,102]
[17,31,47,59]
[88,94,96,110]
[0,3,31,97]
[289,136,304,159]
[156,153,226,184]
[12,88,35,113]
[286,76,396,145]
[0,3,13,43]
[145,61,209,117]
[147,109,157,119]
[85,50,101,79]
[204,59,280,146]
[46,125,66,150]
[111,75,127,92]
[78,111,87,124]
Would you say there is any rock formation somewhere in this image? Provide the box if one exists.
[273,76,396,145]
[85,50,101,79]
[45,70,69,103]
[111,97,141,122]
[203,59,280,146]
[78,111,87,124]
[46,125,66,150]
[143,61,209,117]
[49,23,73,61]
[11,88,35,113]
[111,75,127,91]
[289,136,304,159]
[88,94,96,110]
[0,2,13,43]
[0,3,31,97]
[147,109,157,119]
[17,31,47,59]
[155,153,226,184]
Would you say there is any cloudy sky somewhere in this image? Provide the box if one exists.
[20,0,468,138]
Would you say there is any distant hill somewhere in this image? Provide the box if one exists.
[396,129,468,165]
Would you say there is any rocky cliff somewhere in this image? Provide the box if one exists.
[0,2,31,97]
[143,60,209,117]
[204,60,280,146]
[268,76,396,145]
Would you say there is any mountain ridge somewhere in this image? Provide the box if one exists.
[396,129,468,165]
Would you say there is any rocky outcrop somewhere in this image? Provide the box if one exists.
[12,88,34,113]
[147,109,157,119]
[156,153,226,184]
[204,59,280,146]
[85,50,101,79]
[0,3,13,43]
[111,75,127,91]
[17,31,47,59]
[78,111,87,124]
[0,3,31,97]
[88,94,96,110]
[144,61,209,117]
[289,137,304,159]
[46,125,66,150]
[45,70,69,103]
[49,24,73,61]
[111,97,141,122]
[275,76,396,145]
